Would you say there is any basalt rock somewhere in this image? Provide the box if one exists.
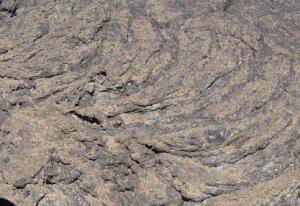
[1,0,300,205]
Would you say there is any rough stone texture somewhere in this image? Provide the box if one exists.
[0,0,300,205]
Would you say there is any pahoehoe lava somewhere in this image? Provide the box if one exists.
[1,0,300,205]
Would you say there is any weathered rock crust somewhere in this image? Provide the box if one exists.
[1,0,300,205]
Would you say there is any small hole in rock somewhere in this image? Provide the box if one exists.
[99,71,107,76]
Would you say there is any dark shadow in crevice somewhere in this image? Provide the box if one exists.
[68,111,103,127]
[0,1,19,17]
[0,198,16,206]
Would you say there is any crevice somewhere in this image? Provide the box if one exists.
[68,111,103,127]
[179,189,222,204]
[173,186,213,204]
[23,49,44,62]
[229,34,258,53]
[144,44,163,65]
[108,104,173,118]
[197,68,237,99]
[35,89,63,102]
[181,195,197,202]
[140,143,167,155]
[0,5,18,17]
[35,194,46,206]
[0,198,16,206]
[198,193,219,203]
[251,98,270,113]
[91,15,111,40]
[0,74,20,81]
[34,71,66,80]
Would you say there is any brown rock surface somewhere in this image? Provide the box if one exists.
[1,0,300,205]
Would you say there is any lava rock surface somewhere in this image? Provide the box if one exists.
[1,0,300,205]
